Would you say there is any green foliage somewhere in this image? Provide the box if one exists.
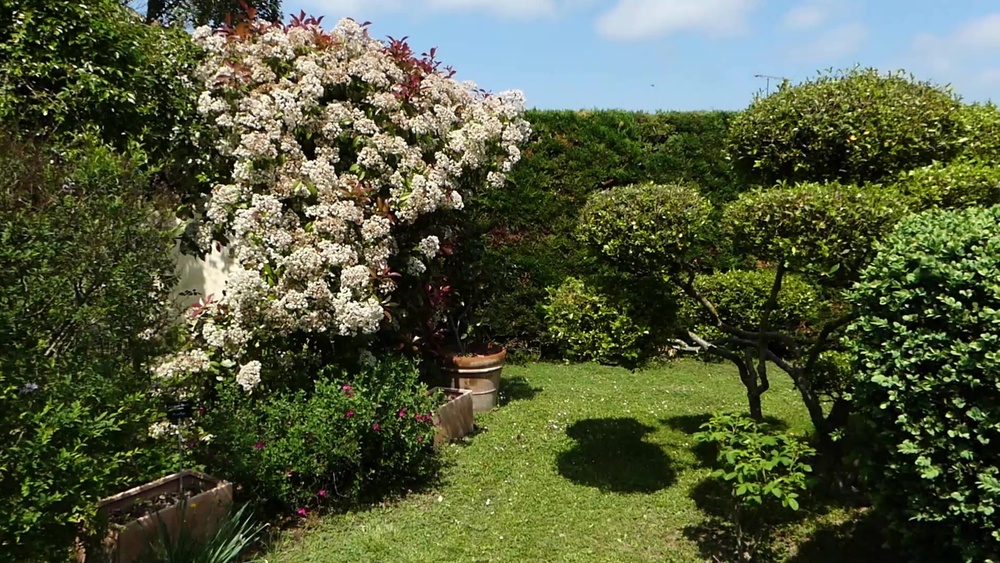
[139,501,266,563]
[727,68,964,187]
[472,109,740,351]
[542,277,649,366]
[723,181,909,286]
[678,268,820,341]
[0,0,207,197]
[200,357,439,510]
[894,159,1000,211]
[144,0,282,27]
[695,413,816,560]
[847,205,1000,561]
[0,133,180,561]
[955,101,1000,163]
[577,183,713,276]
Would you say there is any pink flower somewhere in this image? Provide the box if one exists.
[398,408,407,418]
[373,423,381,431]
[345,410,355,418]
[296,508,307,517]
[318,489,327,498]
[285,470,294,477]
[253,441,265,450]
[342,384,354,398]
[417,436,424,443]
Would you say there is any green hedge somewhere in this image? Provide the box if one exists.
[472,109,740,352]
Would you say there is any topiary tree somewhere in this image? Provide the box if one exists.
[954,101,1000,164]
[893,160,1000,212]
[846,205,1000,562]
[578,180,908,449]
[727,67,964,187]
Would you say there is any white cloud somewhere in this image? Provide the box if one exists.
[595,0,758,41]
[953,13,1000,51]
[781,3,829,31]
[792,21,867,61]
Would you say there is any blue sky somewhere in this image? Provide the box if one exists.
[284,0,999,111]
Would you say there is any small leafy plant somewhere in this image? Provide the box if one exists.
[695,413,816,561]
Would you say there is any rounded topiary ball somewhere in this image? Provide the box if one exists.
[727,68,963,187]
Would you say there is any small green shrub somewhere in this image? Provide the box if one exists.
[894,159,1000,211]
[678,268,820,341]
[200,357,439,511]
[542,277,649,366]
[577,182,712,277]
[695,413,815,561]
[847,205,1000,561]
[0,133,180,562]
[727,68,963,186]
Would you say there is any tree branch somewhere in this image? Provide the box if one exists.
[672,273,800,351]
[756,262,786,395]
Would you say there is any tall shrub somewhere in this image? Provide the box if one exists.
[0,0,207,198]
[727,68,963,187]
[0,133,180,562]
[847,205,1000,561]
[156,16,529,397]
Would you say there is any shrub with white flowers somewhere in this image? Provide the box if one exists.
[155,14,529,395]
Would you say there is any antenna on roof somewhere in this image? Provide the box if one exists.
[754,74,787,96]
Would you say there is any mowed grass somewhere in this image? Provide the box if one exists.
[263,360,861,563]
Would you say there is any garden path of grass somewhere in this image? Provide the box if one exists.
[264,360,873,562]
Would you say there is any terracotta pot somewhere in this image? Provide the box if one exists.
[82,470,233,563]
[442,347,506,413]
[431,387,475,446]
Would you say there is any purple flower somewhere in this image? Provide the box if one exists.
[296,507,307,517]
[373,423,381,431]
[253,441,265,450]
[318,489,328,498]
[345,410,355,418]
[398,408,407,418]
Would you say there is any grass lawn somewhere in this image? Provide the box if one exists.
[263,360,882,562]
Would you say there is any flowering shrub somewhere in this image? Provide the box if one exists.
[197,356,439,509]
[159,15,528,396]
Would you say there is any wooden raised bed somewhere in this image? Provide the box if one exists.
[431,387,474,446]
[84,470,233,562]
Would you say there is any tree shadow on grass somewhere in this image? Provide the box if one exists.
[556,418,676,494]
[785,508,900,563]
[499,375,541,406]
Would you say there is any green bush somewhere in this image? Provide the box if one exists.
[472,110,740,350]
[0,0,207,197]
[847,205,1000,561]
[542,277,649,366]
[955,102,1000,163]
[0,133,180,562]
[577,182,713,277]
[199,357,439,510]
[894,160,1000,211]
[727,68,964,187]
[695,413,816,561]
[678,268,820,341]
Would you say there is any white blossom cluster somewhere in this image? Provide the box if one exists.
[174,17,528,392]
